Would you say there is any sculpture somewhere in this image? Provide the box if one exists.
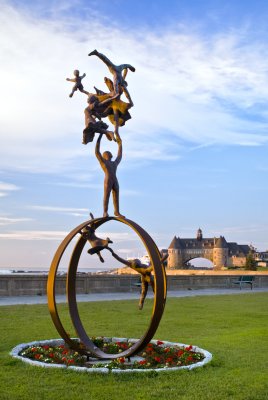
[95,133,124,218]
[81,213,113,263]
[83,94,116,144]
[110,251,168,310]
[66,70,89,97]
[50,50,167,359]
[67,51,134,217]
[88,49,135,105]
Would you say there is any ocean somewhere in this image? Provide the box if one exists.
[0,267,116,275]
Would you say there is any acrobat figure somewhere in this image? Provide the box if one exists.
[87,76,133,144]
[110,251,168,310]
[66,70,89,98]
[88,50,135,105]
[83,94,117,144]
[95,133,125,218]
[81,213,113,263]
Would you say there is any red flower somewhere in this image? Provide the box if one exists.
[154,357,161,363]
[31,347,37,352]
[34,354,41,359]
[177,350,184,357]
[164,347,171,353]
[59,345,65,349]
[187,355,193,362]
[139,360,147,365]
[166,357,173,363]
[118,357,125,364]
[49,353,54,358]
[67,359,74,364]
[157,340,164,346]
[43,345,50,350]
[62,350,69,355]
[146,346,153,353]
[185,345,193,351]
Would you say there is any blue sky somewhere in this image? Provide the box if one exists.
[0,0,268,270]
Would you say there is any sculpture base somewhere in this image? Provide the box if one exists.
[11,337,212,373]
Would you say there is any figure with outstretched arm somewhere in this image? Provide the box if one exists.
[95,133,125,218]
[66,70,89,97]
[109,250,168,310]
[81,213,113,263]
[88,50,135,105]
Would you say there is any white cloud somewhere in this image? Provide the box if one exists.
[0,181,20,197]
[0,229,137,242]
[0,2,268,175]
[0,230,68,240]
[28,205,90,218]
[0,217,32,226]
[0,182,19,191]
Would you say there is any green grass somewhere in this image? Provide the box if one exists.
[1,293,268,400]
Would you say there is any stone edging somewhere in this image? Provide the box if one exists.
[10,338,213,373]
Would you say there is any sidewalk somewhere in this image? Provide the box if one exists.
[1,287,268,306]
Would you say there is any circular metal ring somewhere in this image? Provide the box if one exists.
[47,217,166,359]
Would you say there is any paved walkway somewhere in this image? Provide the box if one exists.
[1,287,268,306]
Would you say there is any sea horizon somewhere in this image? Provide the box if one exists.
[0,267,118,275]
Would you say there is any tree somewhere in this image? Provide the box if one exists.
[245,251,257,271]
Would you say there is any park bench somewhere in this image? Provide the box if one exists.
[131,279,141,292]
[132,281,141,288]
[232,275,255,290]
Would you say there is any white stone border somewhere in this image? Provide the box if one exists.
[10,338,212,374]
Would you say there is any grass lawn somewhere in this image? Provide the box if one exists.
[1,292,268,400]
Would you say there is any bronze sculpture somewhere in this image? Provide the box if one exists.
[95,133,124,218]
[81,213,113,263]
[83,94,116,144]
[48,51,167,360]
[110,250,168,310]
[88,49,135,105]
[66,70,89,97]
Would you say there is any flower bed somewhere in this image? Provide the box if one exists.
[11,338,212,373]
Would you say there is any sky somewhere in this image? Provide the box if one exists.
[0,0,268,270]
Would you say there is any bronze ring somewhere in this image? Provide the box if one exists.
[47,217,167,359]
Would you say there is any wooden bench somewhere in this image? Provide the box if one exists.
[232,276,255,290]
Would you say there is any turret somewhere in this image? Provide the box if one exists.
[168,236,184,269]
[213,236,228,269]
[197,228,203,241]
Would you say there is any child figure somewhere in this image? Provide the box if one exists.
[66,70,89,98]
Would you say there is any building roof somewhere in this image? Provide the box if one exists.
[169,236,178,249]
[214,236,228,248]
[168,236,185,249]
[168,232,250,255]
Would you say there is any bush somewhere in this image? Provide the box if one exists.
[245,251,257,270]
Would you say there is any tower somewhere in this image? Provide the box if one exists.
[213,236,228,270]
[168,236,184,269]
[197,228,203,241]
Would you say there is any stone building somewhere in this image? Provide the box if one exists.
[167,228,251,270]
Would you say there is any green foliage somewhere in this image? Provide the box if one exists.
[1,293,268,400]
[245,251,257,270]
